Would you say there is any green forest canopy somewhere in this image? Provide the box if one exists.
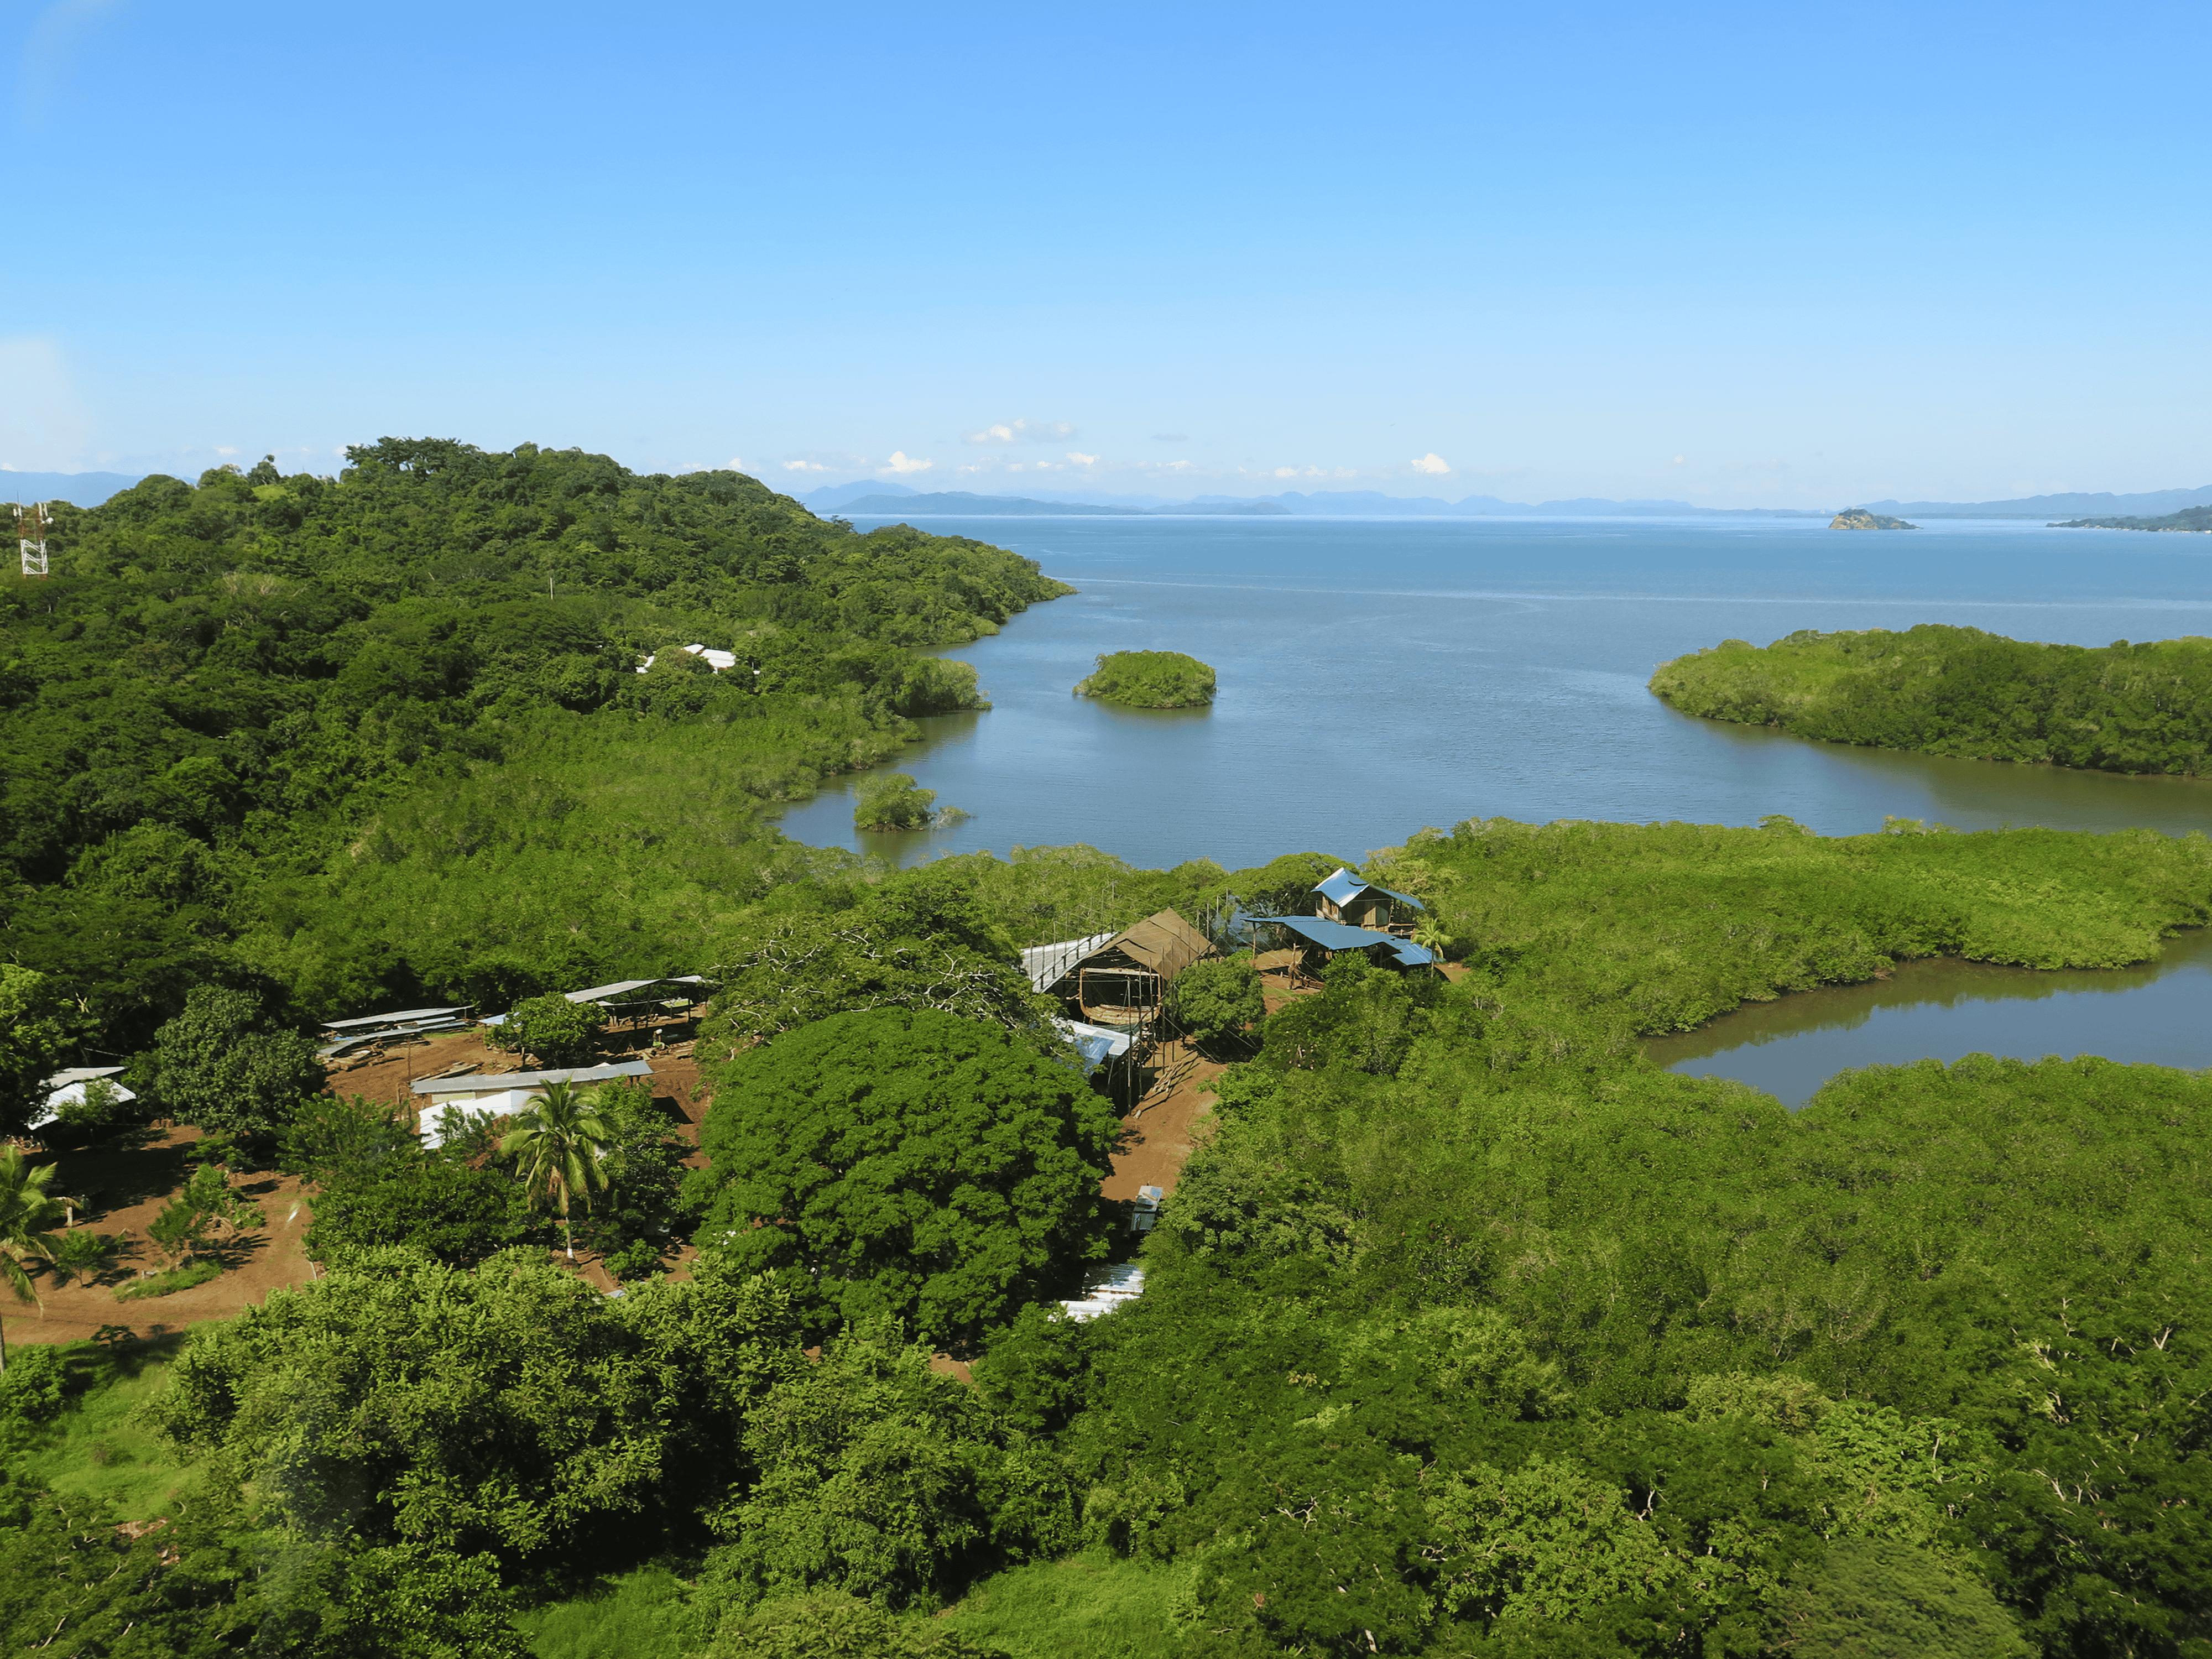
[8,815,2212,1656]
[7,443,2212,1653]
[1650,624,2212,776]
[0,439,1070,1055]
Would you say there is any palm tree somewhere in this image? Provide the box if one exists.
[0,1146,67,1374]
[498,1081,611,1261]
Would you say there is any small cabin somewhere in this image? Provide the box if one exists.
[1029,910,1216,1027]
[1308,867,1425,937]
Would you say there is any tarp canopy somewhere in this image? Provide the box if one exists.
[1314,867,1425,914]
[1053,1016,1136,1071]
[1102,910,1214,980]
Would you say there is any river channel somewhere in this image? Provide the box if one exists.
[775,513,2212,1086]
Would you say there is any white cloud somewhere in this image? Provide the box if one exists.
[883,451,934,474]
[962,418,1077,446]
[1411,452,1451,475]
[1066,451,1099,466]
[1671,455,1686,467]
[782,459,833,472]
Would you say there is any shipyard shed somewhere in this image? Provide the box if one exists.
[1031,910,1217,1026]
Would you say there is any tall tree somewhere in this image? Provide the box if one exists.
[691,1008,1121,1353]
[0,1147,66,1373]
[499,1081,610,1260]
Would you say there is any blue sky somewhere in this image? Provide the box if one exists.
[5,0,2208,505]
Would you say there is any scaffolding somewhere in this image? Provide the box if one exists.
[14,502,51,577]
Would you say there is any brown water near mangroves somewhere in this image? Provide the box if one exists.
[1645,926,2212,1107]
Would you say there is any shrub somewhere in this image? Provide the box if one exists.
[148,985,320,1146]
[1167,958,1265,1051]
[500,994,606,1067]
[854,773,940,830]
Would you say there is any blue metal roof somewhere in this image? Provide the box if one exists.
[1312,867,1426,913]
[1269,915,1434,967]
[1314,868,1366,907]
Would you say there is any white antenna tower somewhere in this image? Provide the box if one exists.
[14,502,52,578]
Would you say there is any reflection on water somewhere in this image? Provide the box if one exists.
[1646,927,2212,1107]
[779,515,2212,872]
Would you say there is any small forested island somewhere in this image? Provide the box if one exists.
[1828,508,1918,530]
[2053,504,2212,532]
[1073,648,1217,707]
[852,770,967,830]
[1651,623,2212,773]
[5,440,2210,1654]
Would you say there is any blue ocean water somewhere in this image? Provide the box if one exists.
[770,513,2212,1084]
[780,514,2212,868]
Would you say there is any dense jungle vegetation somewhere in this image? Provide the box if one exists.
[1651,625,2212,775]
[6,448,2211,1656]
[6,802,2212,1656]
[0,438,1070,1076]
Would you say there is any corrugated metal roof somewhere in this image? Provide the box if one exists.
[1022,932,1118,992]
[562,975,708,1004]
[1313,867,1425,913]
[29,1070,136,1130]
[411,1060,654,1095]
[322,1005,470,1031]
[1270,914,1434,966]
[637,644,738,674]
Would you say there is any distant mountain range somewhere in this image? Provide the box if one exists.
[827,489,1290,518]
[13,468,2209,526]
[802,481,1824,518]
[1845,485,2212,519]
[1,471,147,507]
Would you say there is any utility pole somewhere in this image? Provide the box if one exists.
[14,502,51,577]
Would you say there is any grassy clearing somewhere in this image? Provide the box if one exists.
[515,1568,703,1658]
[113,1260,224,1302]
[940,1551,1195,1658]
[14,1341,198,1519]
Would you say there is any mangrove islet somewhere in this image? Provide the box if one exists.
[1073,649,1217,708]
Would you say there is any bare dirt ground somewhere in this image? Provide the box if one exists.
[4,1018,714,1348]
[0,1124,319,1352]
[7,962,1408,1354]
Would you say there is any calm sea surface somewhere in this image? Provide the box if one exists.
[776,514,2212,1084]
